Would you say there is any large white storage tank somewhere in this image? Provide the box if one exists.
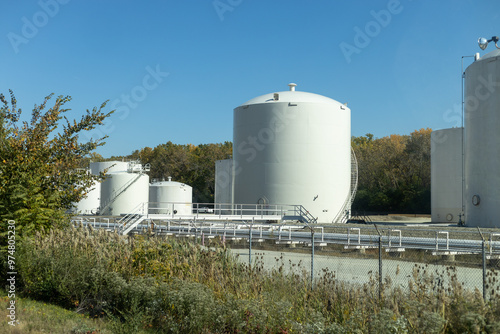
[431,128,463,223]
[99,162,150,216]
[464,48,500,227]
[233,84,351,223]
[149,178,193,215]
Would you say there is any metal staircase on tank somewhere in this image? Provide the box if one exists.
[117,202,148,235]
[332,147,359,224]
[282,205,318,225]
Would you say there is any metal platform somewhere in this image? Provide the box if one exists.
[115,202,318,236]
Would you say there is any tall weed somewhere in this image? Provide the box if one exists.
[13,226,500,333]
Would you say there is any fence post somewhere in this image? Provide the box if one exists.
[478,227,487,301]
[483,239,487,301]
[374,224,382,301]
[311,227,315,289]
[194,218,197,243]
[379,234,382,301]
[249,219,253,268]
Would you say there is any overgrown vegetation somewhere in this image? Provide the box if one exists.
[8,226,500,333]
[0,91,113,240]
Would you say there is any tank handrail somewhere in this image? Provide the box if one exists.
[119,202,316,225]
[117,201,147,232]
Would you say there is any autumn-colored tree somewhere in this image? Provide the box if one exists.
[352,128,431,214]
[0,91,113,238]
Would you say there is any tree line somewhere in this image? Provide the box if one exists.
[105,128,431,214]
[351,128,431,214]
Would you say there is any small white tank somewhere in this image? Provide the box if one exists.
[431,128,463,223]
[100,172,149,216]
[149,177,192,215]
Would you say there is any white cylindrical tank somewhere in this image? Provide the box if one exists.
[465,48,500,227]
[90,161,128,175]
[233,84,351,223]
[431,128,463,223]
[149,178,193,215]
[72,179,101,215]
[100,172,149,216]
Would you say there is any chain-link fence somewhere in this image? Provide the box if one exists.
[170,220,500,302]
[75,217,500,302]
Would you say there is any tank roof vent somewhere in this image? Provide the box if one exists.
[288,83,297,91]
[168,176,172,182]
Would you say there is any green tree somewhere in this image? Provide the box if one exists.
[190,142,232,202]
[0,91,113,239]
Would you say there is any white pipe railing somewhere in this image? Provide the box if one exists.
[436,231,450,251]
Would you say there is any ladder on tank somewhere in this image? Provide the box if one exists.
[332,147,359,224]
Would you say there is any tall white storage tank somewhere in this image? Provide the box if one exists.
[100,172,149,216]
[431,128,463,223]
[149,178,192,215]
[465,48,500,227]
[233,84,351,223]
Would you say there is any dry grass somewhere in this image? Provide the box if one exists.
[6,224,500,333]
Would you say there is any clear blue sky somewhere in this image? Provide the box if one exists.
[2,0,499,157]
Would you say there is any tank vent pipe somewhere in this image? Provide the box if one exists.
[168,176,172,182]
[288,83,297,91]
